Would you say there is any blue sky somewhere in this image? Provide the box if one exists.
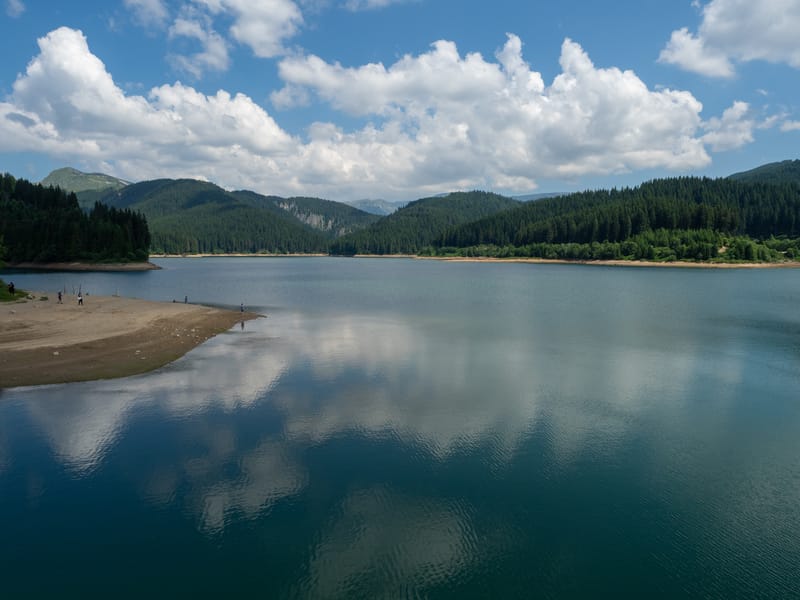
[1,0,798,201]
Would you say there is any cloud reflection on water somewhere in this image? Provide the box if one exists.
[0,301,750,533]
[298,485,477,598]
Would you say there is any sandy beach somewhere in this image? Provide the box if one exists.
[0,293,258,388]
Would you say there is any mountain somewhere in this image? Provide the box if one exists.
[41,167,130,192]
[98,179,329,254]
[728,159,800,185]
[233,193,381,237]
[347,198,408,216]
[96,178,384,254]
[513,192,565,202]
[330,191,521,255]
[41,168,380,244]
[41,167,130,210]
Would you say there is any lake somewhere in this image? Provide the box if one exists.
[1,257,799,598]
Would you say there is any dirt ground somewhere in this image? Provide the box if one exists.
[0,293,258,388]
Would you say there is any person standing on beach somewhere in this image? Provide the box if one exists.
[57,291,62,303]
[78,293,83,306]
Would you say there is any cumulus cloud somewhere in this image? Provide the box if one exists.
[124,0,170,28]
[701,101,754,151]
[168,14,230,77]
[660,0,800,77]
[192,0,304,58]
[659,27,734,78]
[275,35,711,185]
[0,27,754,200]
[781,121,800,132]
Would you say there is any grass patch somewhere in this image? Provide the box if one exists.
[0,278,27,302]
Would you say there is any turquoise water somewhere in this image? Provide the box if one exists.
[1,258,799,598]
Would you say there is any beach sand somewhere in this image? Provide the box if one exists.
[0,293,258,388]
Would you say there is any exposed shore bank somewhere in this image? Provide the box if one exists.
[417,256,800,268]
[5,261,161,272]
[148,253,800,268]
[0,293,259,388]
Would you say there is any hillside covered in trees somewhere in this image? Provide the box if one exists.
[97,179,334,254]
[423,178,800,262]
[729,159,800,185]
[8,162,800,264]
[330,191,521,255]
[0,174,150,263]
[95,179,380,254]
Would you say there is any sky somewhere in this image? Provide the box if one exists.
[0,0,798,202]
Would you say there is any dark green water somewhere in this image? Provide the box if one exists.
[2,258,799,598]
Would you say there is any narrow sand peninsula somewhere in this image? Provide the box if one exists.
[0,293,258,388]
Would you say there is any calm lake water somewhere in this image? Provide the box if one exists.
[1,257,799,598]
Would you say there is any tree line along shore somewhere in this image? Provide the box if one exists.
[3,167,800,268]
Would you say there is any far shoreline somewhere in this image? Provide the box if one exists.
[148,253,800,269]
[4,261,161,272]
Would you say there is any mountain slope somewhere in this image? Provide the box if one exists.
[41,167,130,210]
[347,199,408,216]
[41,167,130,192]
[232,191,381,237]
[330,191,521,255]
[729,159,800,185]
[98,179,330,254]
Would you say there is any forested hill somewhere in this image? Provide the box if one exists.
[729,160,800,185]
[41,167,130,210]
[98,179,333,254]
[429,177,800,262]
[330,191,521,255]
[348,199,408,216]
[231,191,381,236]
[0,174,150,263]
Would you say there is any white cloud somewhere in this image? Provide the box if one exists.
[342,0,412,10]
[124,0,170,28]
[701,101,754,151]
[658,27,734,78]
[193,0,304,58]
[0,27,752,201]
[274,35,711,186]
[781,121,800,132]
[169,15,230,77]
[660,0,800,77]
[5,0,24,17]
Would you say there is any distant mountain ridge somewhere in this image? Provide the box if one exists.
[31,159,800,262]
[330,191,521,255]
[41,167,131,211]
[40,166,130,192]
[97,178,379,254]
[347,198,408,215]
[39,168,380,253]
[728,159,800,184]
